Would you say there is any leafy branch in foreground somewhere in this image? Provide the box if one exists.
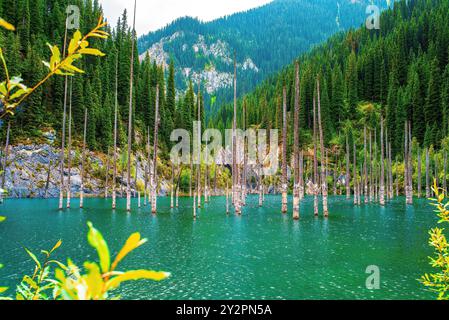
[420,180,449,300]
[14,222,169,300]
[0,16,108,119]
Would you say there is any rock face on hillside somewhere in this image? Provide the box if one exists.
[0,144,168,199]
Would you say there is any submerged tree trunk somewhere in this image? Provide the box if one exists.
[171,161,174,209]
[44,160,52,199]
[417,147,422,198]
[363,127,368,204]
[80,109,87,209]
[151,85,160,214]
[369,129,373,202]
[353,141,358,206]
[346,135,351,199]
[317,78,328,217]
[444,152,447,195]
[380,118,385,206]
[281,86,288,214]
[105,149,110,199]
[388,142,393,200]
[232,53,241,215]
[112,56,119,210]
[126,0,137,213]
[1,122,10,189]
[425,148,430,198]
[67,78,73,209]
[293,61,301,220]
[313,94,319,216]
[197,81,202,209]
[59,20,69,211]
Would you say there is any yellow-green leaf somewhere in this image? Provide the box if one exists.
[24,248,41,270]
[111,233,147,271]
[87,222,110,273]
[106,270,170,290]
[0,216,5,222]
[50,240,62,254]
[83,262,103,300]
[0,287,8,294]
[0,18,14,31]
[78,48,105,57]
[68,31,82,55]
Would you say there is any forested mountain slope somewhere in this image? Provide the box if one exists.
[138,0,390,116]
[212,0,449,157]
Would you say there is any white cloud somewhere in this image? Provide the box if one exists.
[99,0,272,36]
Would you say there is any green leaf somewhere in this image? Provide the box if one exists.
[87,222,110,273]
[0,287,8,294]
[106,270,170,290]
[0,216,5,223]
[24,248,41,270]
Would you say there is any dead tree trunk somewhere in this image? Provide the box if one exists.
[281,86,288,214]
[388,142,393,200]
[1,122,10,189]
[171,161,174,209]
[380,118,385,206]
[151,85,160,214]
[105,149,110,199]
[443,149,447,194]
[313,94,319,216]
[299,151,305,200]
[232,53,241,215]
[346,135,351,199]
[80,109,87,209]
[362,126,368,203]
[44,160,52,199]
[112,56,118,210]
[67,78,73,208]
[417,147,422,198]
[59,22,69,211]
[317,78,328,217]
[126,0,137,212]
[197,81,202,209]
[293,61,301,220]
[353,141,358,206]
[369,129,373,202]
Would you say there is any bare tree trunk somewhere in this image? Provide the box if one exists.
[388,142,394,199]
[67,78,73,209]
[197,81,202,209]
[313,94,319,216]
[242,100,247,207]
[112,56,118,210]
[435,155,439,195]
[317,78,328,217]
[189,153,193,198]
[406,121,413,204]
[353,141,358,206]
[59,21,69,211]
[299,151,305,200]
[232,53,241,215]
[417,147,421,198]
[193,191,197,219]
[293,61,301,219]
[346,135,350,199]
[126,0,137,212]
[281,86,288,214]
[443,149,447,194]
[226,182,230,214]
[380,118,385,206]
[80,109,87,209]
[362,126,368,203]
[1,122,10,189]
[171,161,174,209]
[152,85,160,214]
[369,129,373,202]
[105,149,110,199]
[44,160,52,199]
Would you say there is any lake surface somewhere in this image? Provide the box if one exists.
[0,195,437,300]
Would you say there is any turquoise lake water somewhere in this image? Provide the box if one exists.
[0,195,438,300]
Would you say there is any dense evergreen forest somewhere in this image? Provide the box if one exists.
[138,0,389,118]
[213,0,449,158]
[0,0,200,155]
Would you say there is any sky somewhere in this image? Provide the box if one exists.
[99,0,273,36]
